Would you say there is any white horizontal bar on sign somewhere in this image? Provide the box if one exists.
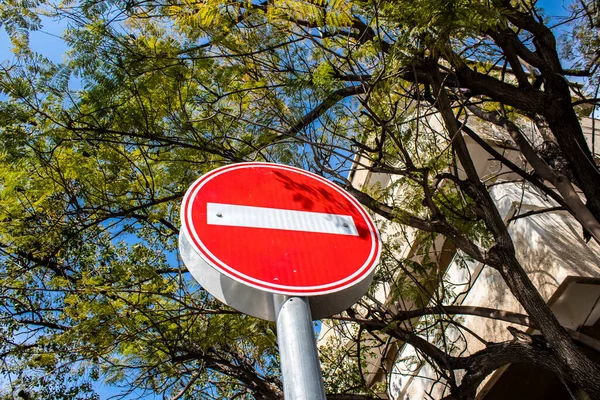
[206,202,358,236]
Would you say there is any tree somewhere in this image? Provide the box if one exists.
[1,0,600,398]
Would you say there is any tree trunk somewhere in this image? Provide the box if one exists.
[543,73,600,224]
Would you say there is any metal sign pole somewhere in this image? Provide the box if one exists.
[275,296,326,400]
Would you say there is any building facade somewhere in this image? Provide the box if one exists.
[320,116,600,400]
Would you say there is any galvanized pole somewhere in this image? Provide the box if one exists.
[275,296,327,400]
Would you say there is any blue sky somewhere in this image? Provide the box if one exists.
[0,15,68,63]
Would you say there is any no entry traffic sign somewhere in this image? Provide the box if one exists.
[179,162,381,320]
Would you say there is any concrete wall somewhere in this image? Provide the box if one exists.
[322,118,600,399]
[388,121,600,400]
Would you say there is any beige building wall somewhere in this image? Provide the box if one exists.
[341,117,600,400]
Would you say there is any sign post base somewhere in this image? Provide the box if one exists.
[275,296,326,400]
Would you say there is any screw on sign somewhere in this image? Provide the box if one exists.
[179,162,381,399]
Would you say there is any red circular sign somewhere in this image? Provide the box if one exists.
[181,163,380,295]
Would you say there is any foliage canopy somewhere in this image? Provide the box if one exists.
[2,0,600,399]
